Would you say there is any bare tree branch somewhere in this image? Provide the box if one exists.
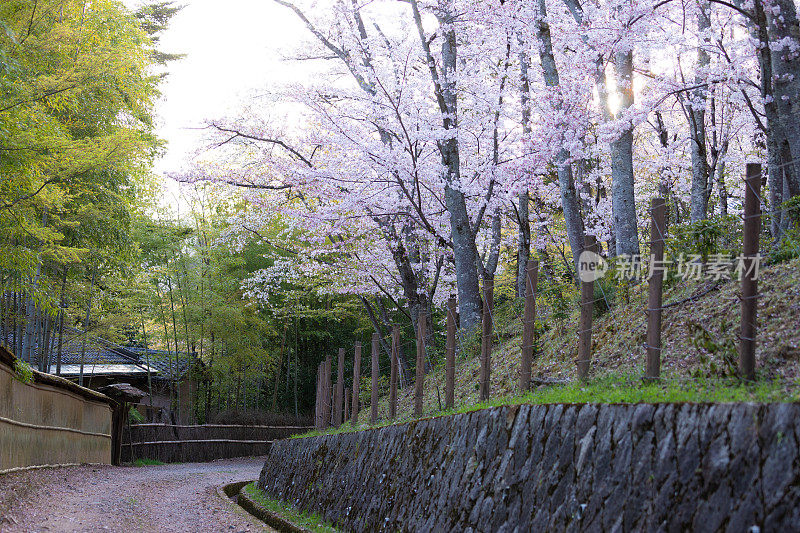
[209,123,316,168]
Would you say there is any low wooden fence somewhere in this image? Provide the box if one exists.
[121,423,312,463]
[0,345,114,472]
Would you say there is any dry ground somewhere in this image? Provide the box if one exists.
[0,457,272,533]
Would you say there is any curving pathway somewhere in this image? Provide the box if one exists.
[0,457,272,532]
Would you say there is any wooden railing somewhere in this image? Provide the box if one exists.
[121,423,312,463]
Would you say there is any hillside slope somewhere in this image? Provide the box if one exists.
[376,257,800,419]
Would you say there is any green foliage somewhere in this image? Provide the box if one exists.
[126,192,377,422]
[0,0,171,351]
[13,359,33,383]
[509,375,791,404]
[132,458,165,467]
[667,215,741,263]
[767,196,800,263]
[129,406,145,423]
[535,263,577,335]
[593,276,614,317]
[490,297,524,341]
[456,325,481,362]
[780,195,800,226]
[359,374,389,408]
[242,482,339,532]
[768,229,800,263]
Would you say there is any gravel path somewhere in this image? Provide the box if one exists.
[0,457,273,532]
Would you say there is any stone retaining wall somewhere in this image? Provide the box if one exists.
[259,402,800,531]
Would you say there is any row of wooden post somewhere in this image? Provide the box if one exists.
[580,163,762,382]
[314,254,542,427]
[314,326,405,430]
[315,163,762,428]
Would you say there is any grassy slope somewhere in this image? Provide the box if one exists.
[371,257,800,422]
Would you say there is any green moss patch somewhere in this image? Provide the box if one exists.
[239,482,338,532]
[294,374,795,439]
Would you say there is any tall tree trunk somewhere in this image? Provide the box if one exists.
[409,0,482,331]
[768,133,785,238]
[562,0,619,255]
[165,272,181,417]
[744,0,798,234]
[15,291,23,357]
[23,211,47,361]
[55,267,68,375]
[235,372,241,411]
[141,315,153,409]
[610,49,640,255]
[1,286,6,347]
[154,283,174,409]
[79,268,96,387]
[30,303,40,367]
[271,325,287,411]
[765,0,800,199]
[533,0,586,266]
[293,321,299,417]
[207,330,215,421]
[517,45,533,299]
[482,40,511,284]
[175,261,193,420]
[716,140,729,217]
[41,311,52,372]
[174,252,192,359]
[516,192,531,299]
[689,2,712,222]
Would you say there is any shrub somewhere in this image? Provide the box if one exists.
[766,196,800,263]
[359,374,389,407]
[129,406,145,423]
[667,215,741,263]
[13,359,33,383]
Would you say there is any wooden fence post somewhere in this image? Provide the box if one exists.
[351,342,361,426]
[646,198,667,380]
[445,295,457,409]
[343,387,350,422]
[334,347,344,426]
[480,278,494,401]
[518,259,539,391]
[314,362,322,429]
[313,363,318,429]
[414,313,426,417]
[577,235,598,381]
[322,354,332,429]
[740,163,761,380]
[371,332,379,424]
[389,326,399,420]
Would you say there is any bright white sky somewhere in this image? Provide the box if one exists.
[127,0,313,212]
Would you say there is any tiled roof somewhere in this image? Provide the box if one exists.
[125,346,195,379]
[50,363,158,377]
[5,327,195,379]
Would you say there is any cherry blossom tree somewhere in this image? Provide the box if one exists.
[172,0,800,348]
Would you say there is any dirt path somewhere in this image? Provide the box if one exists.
[0,457,273,532]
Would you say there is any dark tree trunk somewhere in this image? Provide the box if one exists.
[533,0,586,266]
